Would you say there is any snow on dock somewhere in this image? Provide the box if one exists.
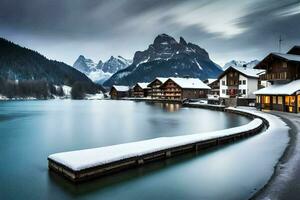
[48,117,264,182]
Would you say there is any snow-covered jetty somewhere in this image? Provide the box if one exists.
[48,116,265,182]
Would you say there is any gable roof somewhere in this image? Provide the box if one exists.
[163,77,210,89]
[287,45,300,55]
[147,77,168,87]
[255,52,300,69]
[205,78,218,84]
[136,82,150,89]
[112,85,130,92]
[218,66,264,79]
[254,79,300,95]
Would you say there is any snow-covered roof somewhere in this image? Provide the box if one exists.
[272,53,300,62]
[136,82,150,89]
[254,79,300,95]
[112,85,130,92]
[167,77,211,89]
[220,66,264,78]
[156,77,168,83]
[147,77,168,87]
[206,78,217,84]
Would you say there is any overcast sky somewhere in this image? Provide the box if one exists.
[1,0,300,66]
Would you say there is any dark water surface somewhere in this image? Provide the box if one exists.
[0,100,287,200]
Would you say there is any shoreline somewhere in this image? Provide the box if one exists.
[251,111,300,200]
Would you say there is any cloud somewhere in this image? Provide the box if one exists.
[0,0,299,66]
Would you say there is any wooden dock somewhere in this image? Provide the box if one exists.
[48,114,266,183]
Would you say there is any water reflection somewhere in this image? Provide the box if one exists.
[1,100,276,200]
[149,102,181,112]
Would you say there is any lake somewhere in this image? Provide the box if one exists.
[0,100,288,200]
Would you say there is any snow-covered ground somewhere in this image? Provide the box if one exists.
[49,118,263,171]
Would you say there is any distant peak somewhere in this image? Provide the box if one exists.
[154,33,176,45]
[78,55,85,59]
[179,37,187,46]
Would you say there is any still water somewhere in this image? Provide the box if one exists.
[0,100,288,200]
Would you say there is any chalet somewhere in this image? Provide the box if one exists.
[109,85,130,99]
[160,77,210,100]
[132,83,150,98]
[204,78,219,96]
[147,77,168,99]
[254,46,300,113]
[204,78,220,104]
[218,66,264,99]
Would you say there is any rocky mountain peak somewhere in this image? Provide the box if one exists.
[179,37,187,46]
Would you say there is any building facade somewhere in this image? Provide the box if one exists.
[147,78,168,99]
[160,77,210,100]
[132,83,150,98]
[218,66,263,99]
[254,46,300,113]
[109,85,130,99]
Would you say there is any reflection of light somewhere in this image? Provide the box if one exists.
[164,103,180,112]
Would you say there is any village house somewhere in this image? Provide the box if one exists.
[160,77,210,100]
[254,46,300,113]
[204,78,220,104]
[147,77,168,99]
[132,83,150,98]
[109,85,130,99]
[204,78,219,96]
[218,66,264,106]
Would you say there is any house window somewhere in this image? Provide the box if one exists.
[283,62,287,68]
[238,89,241,94]
[222,80,226,85]
[243,89,246,94]
[222,89,225,94]
[243,80,246,85]
[256,96,260,103]
[239,80,241,85]
[226,90,229,95]
[278,96,283,104]
[272,96,277,104]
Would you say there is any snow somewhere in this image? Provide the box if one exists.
[273,53,300,62]
[167,77,211,89]
[254,79,300,95]
[194,59,203,70]
[225,66,264,78]
[49,118,263,171]
[112,85,130,92]
[85,93,104,100]
[88,70,112,84]
[136,82,150,89]
[62,85,72,97]
[227,107,289,133]
[0,94,8,100]
[206,78,217,84]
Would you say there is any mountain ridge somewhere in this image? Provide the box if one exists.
[103,34,223,87]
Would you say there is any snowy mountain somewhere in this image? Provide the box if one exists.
[72,55,131,84]
[102,56,132,73]
[103,34,223,87]
[223,60,260,70]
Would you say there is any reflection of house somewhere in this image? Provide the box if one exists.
[132,83,150,98]
[109,85,130,99]
[160,77,210,100]
[218,66,264,99]
[254,46,300,113]
[147,78,168,99]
